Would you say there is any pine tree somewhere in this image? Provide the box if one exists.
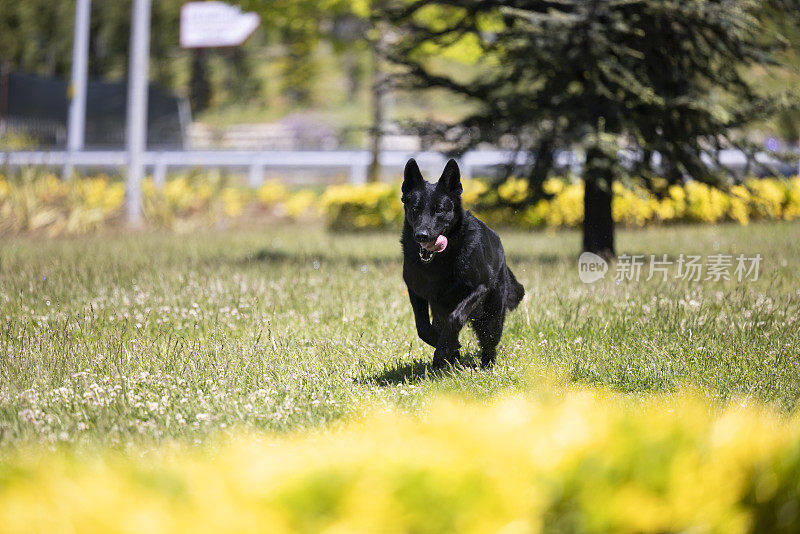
[385,0,795,257]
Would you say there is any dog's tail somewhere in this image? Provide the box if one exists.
[503,264,525,311]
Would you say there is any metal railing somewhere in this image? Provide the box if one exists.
[1,148,788,185]
[0,149,546,186]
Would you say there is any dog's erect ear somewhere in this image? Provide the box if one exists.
[402,158,424,197]
[437,159,462,196]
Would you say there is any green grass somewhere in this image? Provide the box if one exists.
[1,221,799,449]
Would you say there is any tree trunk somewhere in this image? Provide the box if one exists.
[527,138,554,198]
[190,49,210,113]
[583,147,615,258]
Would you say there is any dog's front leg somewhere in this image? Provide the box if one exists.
[408,289,439,348]
[433,284,489,367]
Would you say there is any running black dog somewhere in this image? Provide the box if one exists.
[401,158,525,367]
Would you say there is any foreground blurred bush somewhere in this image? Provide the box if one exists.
[2,171,800,235]
[2,390,800,533]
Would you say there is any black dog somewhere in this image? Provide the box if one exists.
[401,158,525,367]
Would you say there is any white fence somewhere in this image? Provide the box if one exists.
[1,147,792,190]
[2,148,785,186]
[0,149,550,186]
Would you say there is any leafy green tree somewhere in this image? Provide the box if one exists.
[757,3,800,144]
[243,0,346,105]
[0,0,74,77]
[0,0,259,113]
[386,0,796,257]
[246,0,389,180]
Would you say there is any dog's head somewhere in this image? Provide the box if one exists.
[401,158,462,260]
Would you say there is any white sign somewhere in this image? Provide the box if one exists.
[180,2,260,48]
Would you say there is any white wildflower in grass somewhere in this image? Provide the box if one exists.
[17,409,37,425]
[0,222,797,452]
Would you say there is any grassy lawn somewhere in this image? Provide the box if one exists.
[1,221,799,449]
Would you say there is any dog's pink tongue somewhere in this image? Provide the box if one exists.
[423,234,448,253]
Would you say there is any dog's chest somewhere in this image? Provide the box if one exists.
[403,260,467,306]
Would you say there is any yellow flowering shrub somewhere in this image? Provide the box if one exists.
[319,182,400,230]
[2,390,800,533]
[728,185,751,225]
[543,177,566,195]
[304,175,789,231]
[497,176,529,203]
[221,187,249,218]
[667,184,687,219]
[257,180,290,207]
[685,182,727,223]
[747,178,785,220]
[0,172,124,235]
[652,197,676,222]
[518,199,550,228]
[783,177,800,220]
[2,172,800,235]
[461,178,490,207]
[613,183,654,226]
[143,176,218,228]
[546,182,584,227]
[79,175,125,215]
[285,189,319,219]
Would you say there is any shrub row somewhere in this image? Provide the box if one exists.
[2,390,800,532]
[319,176,800,230]
[2,171,799,235]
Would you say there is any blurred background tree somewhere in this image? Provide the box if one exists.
[243,0,390,181]
[385,0,800,257]
[0,0,373,116]
[0,0,75,77]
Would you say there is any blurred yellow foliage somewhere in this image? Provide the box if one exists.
[2,171,800,235]
[221,187,249,218]
[2,390,800,533]
[497,176,529,203]
[461,178,489,206]
[784,177,800,220]
[285,189,318,219]
[0,171,124,235]
[747,178,786,219]
[547,182,584,227]
[257,180,290,207]
[319,182,398,230]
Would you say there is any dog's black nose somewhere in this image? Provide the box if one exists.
[415,232,431,242]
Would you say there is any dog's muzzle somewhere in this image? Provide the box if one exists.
[419,245,436,263]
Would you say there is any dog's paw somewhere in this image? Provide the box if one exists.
[480,350,496,369]
[432,348,460,368]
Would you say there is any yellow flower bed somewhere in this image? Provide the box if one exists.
[257,180,290,207]
[316,176,800,230]
[319,182,401,230]
[0,172,124,235]
[2,172,800,235]
[2,390,800,533]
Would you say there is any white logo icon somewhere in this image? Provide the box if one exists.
[578,252,608,283]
